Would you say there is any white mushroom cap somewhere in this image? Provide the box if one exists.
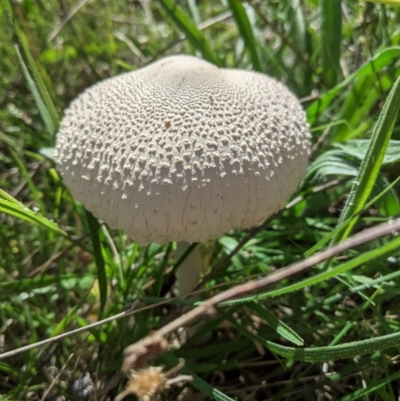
[56,55,310,246]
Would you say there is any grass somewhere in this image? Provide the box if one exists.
[1,0,400,400]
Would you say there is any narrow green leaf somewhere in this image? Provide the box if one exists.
[306,150,358,179]
[3,0,59,134]
[338,370,400,401]
[227,0,261,71]
[86,210,107,316]
[366,0,400,4]
[304,174,400,257]
[157,0,222,66]
[307,149,400,217]
[170,242,198,277]
[266,234,400,299]
[187,0,201,25]
[0,362,19,378]
[334,139,400,165]
[0,198,67,237]
[9,147,46,214]
[257,39,300,91]
[307,47,400,124]
[14,46,55,135]
[290,0,310,95]
[0,188,19,204]
[331,76,400,244]
[332,72,395,141]
[51,302,83,337]
[320,270,400,308]
[320,0,342,87]
[39,147,56,162]
[0,274,94,290]
[154,243,172,296]
[250,302,304,345]
[0,129,18,150]
[374,174,400,217]
[266,330,400,362]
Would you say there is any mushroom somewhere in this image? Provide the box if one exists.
[55,55,310,296]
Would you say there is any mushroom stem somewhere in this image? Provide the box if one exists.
[176,242,202,297]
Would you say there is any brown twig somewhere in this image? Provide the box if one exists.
[122,218,400,371]
[300,94,321,104]
[0,301,140,360]
[2,219,399,364]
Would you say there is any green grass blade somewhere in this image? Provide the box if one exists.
[334,139,400,165]
[338,370,400,401]
[0,274,94,291]
[331,76,400,245]
[262,234,400,299]
[187,0,201,25]
[154,243,172,296]
[170,242,198,277]
[51,299,86,337]
[0,189,19,204]
[304,174,400,257]
[321,270,400,307]
[14,46,55,135]
[3,0,59,134]
[9,147,46,214]
[250,302,304,345]
[266,330,400,362]
[227,0,261,71]
[0,362,19,378]
[85,210,107,316]
[39,147,56,162]
[320,0,342,87]
[366,0,400,4]
[0,198,67,237]
[157,0,222,66]
[290,0,310,95]
[331,71,395,142]
[219,233,400,305]
[307,47,400,124]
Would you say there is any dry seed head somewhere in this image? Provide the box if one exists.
[126,366,166,401]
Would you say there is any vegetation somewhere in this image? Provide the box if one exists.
[1,0,400,400]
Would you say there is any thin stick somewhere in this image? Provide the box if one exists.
[40,353,74,401]
[285,179,342,209]
[28,235,86,277]
[157,218,400,338]
[2,219,399,362]
[0,302,141,360]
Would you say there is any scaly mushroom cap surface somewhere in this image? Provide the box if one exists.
[56,55,310,245]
